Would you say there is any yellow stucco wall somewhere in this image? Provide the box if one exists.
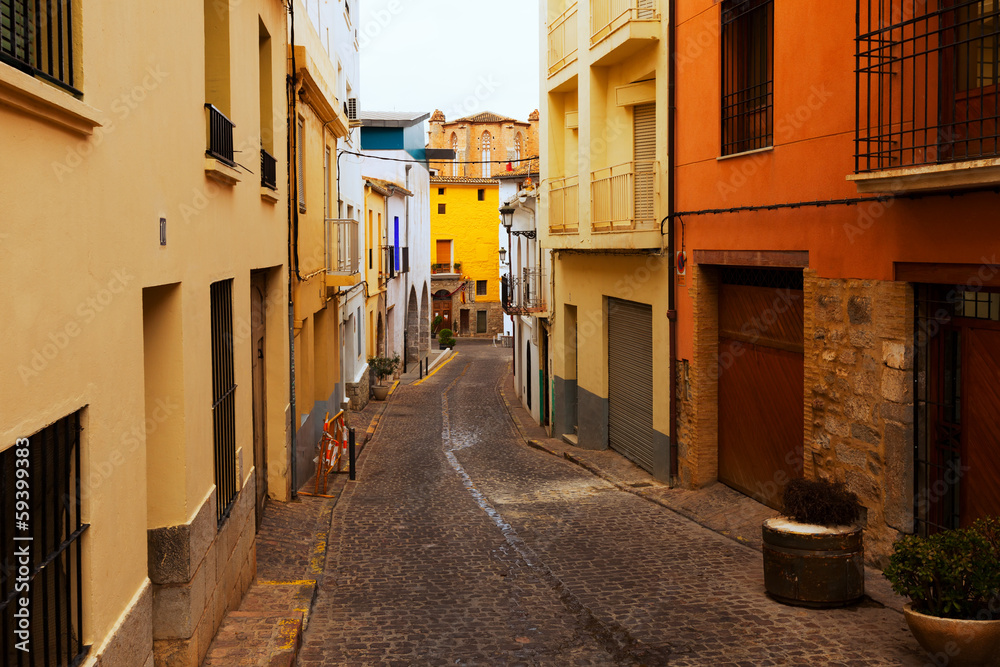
[0,0,290,659]
[430,181,501,301]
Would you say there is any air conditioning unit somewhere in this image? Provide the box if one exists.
[347,98,361,127]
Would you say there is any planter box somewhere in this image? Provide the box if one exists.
[372,384,390,401]
[762,517,864,608]
[903,604,1000,666]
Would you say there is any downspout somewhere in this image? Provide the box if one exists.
[666,0,678,486]
[286,0,298,498]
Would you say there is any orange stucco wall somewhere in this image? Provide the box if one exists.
[673,0,1000,361]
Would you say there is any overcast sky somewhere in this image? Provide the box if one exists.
[359,0,540,123]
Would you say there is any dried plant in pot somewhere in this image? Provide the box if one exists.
[762,478,866,608]
[883,517,1000,666]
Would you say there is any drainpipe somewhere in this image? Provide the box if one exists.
[286,0,298,498]
[666,0,678,486]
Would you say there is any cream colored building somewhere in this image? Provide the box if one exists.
[540,0,673,480]
[0,1,299,665]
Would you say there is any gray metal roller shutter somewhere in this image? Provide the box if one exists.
[608,298,654,471]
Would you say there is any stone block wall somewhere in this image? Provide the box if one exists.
[149,479,257,666]
[804,270,914,565]
[347,369,370,411]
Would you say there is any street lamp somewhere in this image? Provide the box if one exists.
[499,204,515,353]
[499,205,515,230]
[498,247,506,264]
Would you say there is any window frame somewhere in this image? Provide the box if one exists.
[720,0,774,156]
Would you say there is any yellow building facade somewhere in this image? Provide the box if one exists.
[0,1,292,665]
[541,0,673,480]
[428,178,504,337]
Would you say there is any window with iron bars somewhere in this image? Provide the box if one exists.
[0,0,79,96]
[211,280,239,525]
[721,0,774,156]
[856,0,1000,171]
[0,410,89,666]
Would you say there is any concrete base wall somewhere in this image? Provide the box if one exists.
[148,479,256,667]
[84,580,154,667]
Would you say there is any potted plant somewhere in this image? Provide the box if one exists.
[883,518,1000,666]
[367,354,399,401]
[437,328,455,350]
[432,314,443,335]
[762,478,865,608]
[453,262,462,273]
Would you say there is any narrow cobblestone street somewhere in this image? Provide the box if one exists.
[296,342,926,666]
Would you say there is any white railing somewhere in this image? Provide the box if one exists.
[591,0,658,45]
[326,218,360,274]
[548,3,579,76]
[590,160,657,231]
[548,175,579,233]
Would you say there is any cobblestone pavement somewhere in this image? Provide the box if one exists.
[297,342,927,666]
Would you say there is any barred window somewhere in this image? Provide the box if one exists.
[476,280,487,296]
[721,0,774,156]
[0,0,79,95]
[1,410,89,665]
[211,280,238,525]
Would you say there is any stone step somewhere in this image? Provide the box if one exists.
[562,433,578,446]
[201,610,303,667]
[201,580,316,666]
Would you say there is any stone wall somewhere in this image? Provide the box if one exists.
[347,369,371,411]
[149,479,256,666]
[804,270,914,565]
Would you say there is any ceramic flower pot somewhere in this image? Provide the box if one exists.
[903,604,1000,666]
[372,384,391,401]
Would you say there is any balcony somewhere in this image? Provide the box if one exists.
[0,0,80,96]
[590,160,657,232]
[590,0,660,66]
[548,3,579,77]
[204,104,240,185]
[325,218,361,290]
[502,268,548,315]
[851,0,1000,193]
[432,263,461,276]
[261,148,277,190]
[547,175,579,234]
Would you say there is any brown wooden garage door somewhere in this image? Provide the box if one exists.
[718,268,804,510]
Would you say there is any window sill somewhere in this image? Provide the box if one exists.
[847,158,1000,194]
[0,66,101,135]
[205,158,241,186]
[717,145,774,162]
[261,187,279,204]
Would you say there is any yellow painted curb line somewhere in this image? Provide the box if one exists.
[386,380,400,397]
[413,352,458,386]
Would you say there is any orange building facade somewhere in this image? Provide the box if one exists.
[673,0,1000,561]
[428,110,540,179]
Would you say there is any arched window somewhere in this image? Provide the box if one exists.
[481,131,492,178]
[451,133,459,176]
[514,133,522,162]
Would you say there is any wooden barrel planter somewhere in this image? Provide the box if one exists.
[762,517,865,608]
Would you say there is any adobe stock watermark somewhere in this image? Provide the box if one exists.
[18,269,136,385]
[717,287,802,379]
[358,0,403,50]
[51,65,170,182]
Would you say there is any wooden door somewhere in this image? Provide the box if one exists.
[718,280,804,509]
[459,309,470,335]
[434,296,452,332]
[251,272,268,530]
[962,325,1000,523]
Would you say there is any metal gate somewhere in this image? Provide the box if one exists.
[608,298,654,471]
[717,267,804,510]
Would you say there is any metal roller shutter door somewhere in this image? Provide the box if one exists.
[608,298,654,471]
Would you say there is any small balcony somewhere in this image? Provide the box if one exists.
[261,148,277,190]
[851,0,1000,193]
[325,218,361,289]
[0,0,80,95]
[502,268,548,315]
[548,3,579,77]
[590,160,657,232]
[547,175,579,234]
[204,104,239,185]
[432,263,461,276]
[590,0,660,65]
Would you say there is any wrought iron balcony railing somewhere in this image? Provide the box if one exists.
[856,0,1000,172]
[502,268,547,315]
[547,175,580,234]
[0,0,79,95]
[326,218,360,275]
[261,148,277,190]
[548,3,579,76]
[205,103,235,166]
[590,160,657,231]
[591,0,657,45]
